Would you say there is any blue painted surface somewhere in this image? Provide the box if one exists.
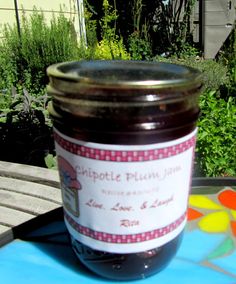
[177,230,226,262]
[211,250,236,276]
[1,229,235,284]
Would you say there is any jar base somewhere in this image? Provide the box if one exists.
[70,231,183,281]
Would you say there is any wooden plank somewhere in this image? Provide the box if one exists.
[205,0,229,12]
[0,176,62,204]
[204,25,232,58]
[0,224,11,234]
[0,161,60,188]
[205,11,229,25]
[0,225,13,247]
[0,162,63,246]
[0,189,61,216]
[0,206,34,227]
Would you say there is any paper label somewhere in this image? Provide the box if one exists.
[54,128,197,253]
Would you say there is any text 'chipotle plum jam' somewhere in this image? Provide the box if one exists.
[47,60,202,280]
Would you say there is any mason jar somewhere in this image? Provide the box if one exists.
[47,60,202,280]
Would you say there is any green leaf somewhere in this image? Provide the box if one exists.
[44,154,58,170]
[207,237,235,260]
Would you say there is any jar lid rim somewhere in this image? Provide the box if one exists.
[47,60,202,91]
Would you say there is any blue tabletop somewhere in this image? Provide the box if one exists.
[1,222,236,283]
[1,183,236,284]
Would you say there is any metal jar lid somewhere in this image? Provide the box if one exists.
[47,60,201,93]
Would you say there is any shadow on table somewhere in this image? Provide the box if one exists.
[13,207,113,282]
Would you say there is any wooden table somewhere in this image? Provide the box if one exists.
[0,161,62,246]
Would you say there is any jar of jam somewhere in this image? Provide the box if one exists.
[47,60,201,280]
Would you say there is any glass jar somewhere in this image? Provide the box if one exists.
[47,60,202,280]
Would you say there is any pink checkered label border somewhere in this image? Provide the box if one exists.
[64,211,186,244]
[54,132,196,162]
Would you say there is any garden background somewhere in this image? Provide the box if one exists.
[0,0,235,177]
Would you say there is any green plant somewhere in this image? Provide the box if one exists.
[155,56,229,92]
[196,91,236,177]
[45,154,58,170]
[128,31,152,60]
[154,55,234,177]
[149,0,197,55]
[218,25,236,99]
[172,0,197,55]
[0,87,54,167]
[127,0,152,60]
[82,5,98,59]
[0,8,80,93]
[94,38,130,60]
[93,0,130,60]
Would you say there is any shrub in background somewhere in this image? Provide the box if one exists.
[85,0,151,60]
[0,88,54,167]
[0,9,79,167]
[127,0,152,60]
[218,26,236,100]
[94,38,130,60]
[155,54,235,177]
[0,9,79,93]
[93,0,130,60]
[86,0,197,58]
[196,91,236,177]
[155,54,229,91]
